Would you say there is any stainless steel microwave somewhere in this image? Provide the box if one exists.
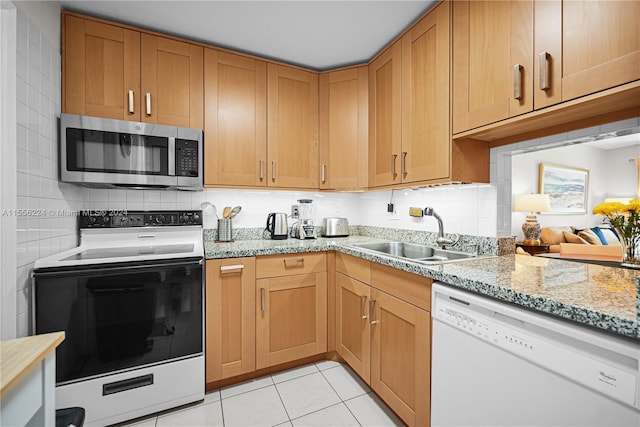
[60,114,203,191]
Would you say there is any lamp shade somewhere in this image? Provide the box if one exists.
[514,194,550,213]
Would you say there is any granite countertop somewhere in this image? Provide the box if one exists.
[204,236,640,340]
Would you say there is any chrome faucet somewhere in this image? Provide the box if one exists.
[424,207,460,249]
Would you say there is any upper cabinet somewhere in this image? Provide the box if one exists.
[204,58,317,189]
[401,2,451,183]
[370,2,461,187]
[319,67,368,190]
[140,35,203,129]
[267,64,319,189]
[63,13,203,128]
[535,0,640,109]
[453,0,640,134]
[368,41,402,187]
[63,15,141,121]
[204,50,267,187]
[452,0,534,134]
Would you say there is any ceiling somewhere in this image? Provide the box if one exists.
[59,0,437,70]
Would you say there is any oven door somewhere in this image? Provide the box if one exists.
[33,258,203,385]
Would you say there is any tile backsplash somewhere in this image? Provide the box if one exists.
[14,5,83,337]
[81,183,498,237]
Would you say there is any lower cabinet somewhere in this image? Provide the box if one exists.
[205,257,256,383]
[336,253,432,427]
[256,253,328,369]
[206,253,328,383]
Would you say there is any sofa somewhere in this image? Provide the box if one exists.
[538,226,623,261]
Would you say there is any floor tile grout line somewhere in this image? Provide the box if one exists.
[220,378,275,401]
[287,401,362,426]
[271,367,321,386]
[272,380,293,424]
[219,397,226,427]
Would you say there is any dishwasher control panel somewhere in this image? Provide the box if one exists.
[433,286,639,409]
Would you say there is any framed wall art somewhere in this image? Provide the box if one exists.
[538,163,589,214]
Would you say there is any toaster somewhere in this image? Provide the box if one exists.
[323,217,349,237]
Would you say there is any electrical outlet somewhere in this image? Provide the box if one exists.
[291,205,299,218]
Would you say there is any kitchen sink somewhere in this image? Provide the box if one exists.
[346,242,483,264]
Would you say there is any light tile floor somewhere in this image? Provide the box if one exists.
[120,361,403,427]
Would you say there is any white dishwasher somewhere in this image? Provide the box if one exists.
[431,283,640,427]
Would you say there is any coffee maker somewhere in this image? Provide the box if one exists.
[293,199,317,239]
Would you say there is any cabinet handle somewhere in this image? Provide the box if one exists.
[391,154,397,177]
[513,64,523,100]
[271,161,276,181]
[283,258,304,267]
[220,264,244,273]
[145,93,152,116]
[321,164,326,183]
[128,90,134,113]
[260,288,266,312]
[359,295,368,319]
[539,52,550,91]
[401,152,407,175]
[259,160,264,180]
[369,299,378,324]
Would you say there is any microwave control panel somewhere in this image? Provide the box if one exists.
[176,139,199,177]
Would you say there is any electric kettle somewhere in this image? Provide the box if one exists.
[266,213,288,240]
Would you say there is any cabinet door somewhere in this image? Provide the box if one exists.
[141,34,203,128]
[267,65,319,189]
[370,289,431,427]
[63,15,140,121]
[256,272,327,369]
[368,42,402,187]
[319,67,368,190]
[535,0,640,109]
[204,50,267,186]
[401,2,450,183]
[452,0,533,133]
[336,273,371,383]
[205,258,256,383]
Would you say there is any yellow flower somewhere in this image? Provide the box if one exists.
[625,199,640,213]
[593,202,626,216]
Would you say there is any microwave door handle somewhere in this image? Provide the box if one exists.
[168,137,176,176]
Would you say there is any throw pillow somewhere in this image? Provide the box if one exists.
[577,229,602,245]
[540,227,573,245]
[599,227,621,246]
[562,231,588,244]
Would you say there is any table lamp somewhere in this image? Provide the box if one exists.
[514,194,550,244]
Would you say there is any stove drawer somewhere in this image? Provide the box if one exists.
[256,252,326,278]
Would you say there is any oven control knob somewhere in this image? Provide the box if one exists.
[88,217,96,225]
[156,215,165,224]
[101,216,109,225]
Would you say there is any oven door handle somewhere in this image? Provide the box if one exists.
[32,258,203,278]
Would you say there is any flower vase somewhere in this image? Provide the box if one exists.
[615,227,640,269]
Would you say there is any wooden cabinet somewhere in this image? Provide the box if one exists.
[140,35,203,129]
[452,0,534,134]
[401,1,451,183]
[369,289,431,427]
[370,2,465,187]
[319,67,368,190]
[267,65,319,189]
[535,0,640,109]
[63,15,141,121]
[256,253,327,369]
[368,41,402,187]
[205,258,256,383]
[453,0,640,134]
[336,272,371,382]
[204,59,317,189]
[204,50,267,186]
[63,13,203,128]
[335,253,432,427]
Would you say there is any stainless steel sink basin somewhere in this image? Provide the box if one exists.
[347,242,481,264]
